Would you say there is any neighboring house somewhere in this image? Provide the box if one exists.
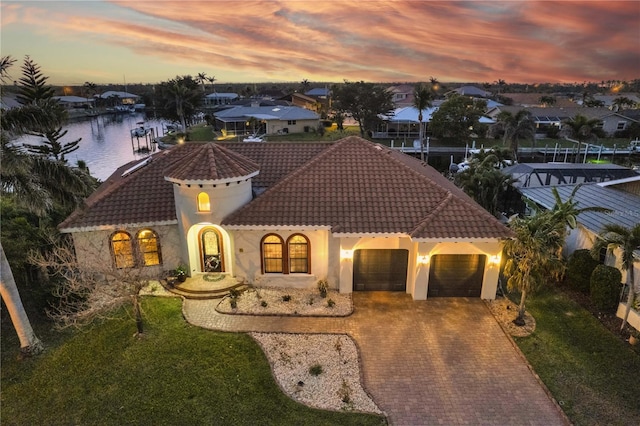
[214,105,320,136]
[373,105,439,139]
[203,92,239,107]
[99,91,140,106]
[279,92,319,112]
[486,106,638,137]
[519,178,640,329]
[59,137,511,300]
[52,96,95,110]
[446,86,491,98]
[304,87,332,113]
[305,87,330,99]
[387,84,415,107]
[502,162,638,188]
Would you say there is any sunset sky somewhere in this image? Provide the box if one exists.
[2,1,638,86]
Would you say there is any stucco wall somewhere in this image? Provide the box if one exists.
[267,119,319,135]
[337,237,503,300]
[230,228,332,290]
[70,223,182,274]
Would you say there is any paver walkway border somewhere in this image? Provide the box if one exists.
[183,292,569,426]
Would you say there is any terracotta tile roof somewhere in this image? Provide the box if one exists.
[59,142,329,231]
[59,148,186,231]
[60,138,511,240]
[220,142,331,189]
[164,143,259,182]
[223,137,511,239]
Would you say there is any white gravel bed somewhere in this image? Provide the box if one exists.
[216,287,353,316]
[251,333,383,414]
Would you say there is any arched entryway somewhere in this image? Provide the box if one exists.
[199,227,225,273]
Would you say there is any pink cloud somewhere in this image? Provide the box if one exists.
[3,1,638,84]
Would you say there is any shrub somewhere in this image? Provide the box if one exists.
[260,300,268,308]
[309,364,323,376]
[327,298,335,308]
[282,294,291,302]
[317,279,329,298]
[590,264,622,311]
[567,249,599,293]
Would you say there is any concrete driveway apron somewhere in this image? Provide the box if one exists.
[183,292,568,426]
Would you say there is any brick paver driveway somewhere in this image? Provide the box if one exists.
[183,292,568,426]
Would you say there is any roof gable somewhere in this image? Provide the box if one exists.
[223,137,510,239]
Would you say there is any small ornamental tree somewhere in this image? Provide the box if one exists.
[590,265,623,312]
[30,236,160,336]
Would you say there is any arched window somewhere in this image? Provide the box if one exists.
[111,231,134,268]
[262,234,284,273]
[197,192,210,212]
[137,229,162,266]
[288,234,310,273]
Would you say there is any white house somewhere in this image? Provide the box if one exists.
[59,137,512,300]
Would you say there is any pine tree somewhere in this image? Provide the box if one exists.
[23,128,81,162]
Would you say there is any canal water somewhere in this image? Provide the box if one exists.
[14,112,170,181]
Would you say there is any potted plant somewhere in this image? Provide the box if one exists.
[175,264,188,282]
[629,328,639,346]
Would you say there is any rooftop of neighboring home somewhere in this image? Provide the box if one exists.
[59,137,511,240]
[98,91,139,99]
[304,88,331,98]
[499,93,577,108]
[520,177,640,236]
[487,105,637,122]
[214,104,320,121]
[446,86,492,98]
[502,162,639,188]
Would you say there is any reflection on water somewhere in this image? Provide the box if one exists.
[14,112,169,181]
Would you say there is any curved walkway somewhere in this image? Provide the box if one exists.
[183,292,568,426]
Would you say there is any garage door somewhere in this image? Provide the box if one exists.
[354,249,408,291]
[428,254,486,297]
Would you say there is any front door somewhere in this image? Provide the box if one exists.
[200,228,224,273]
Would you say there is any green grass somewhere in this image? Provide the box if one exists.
[1,298,385,426]
[512,289,640,426]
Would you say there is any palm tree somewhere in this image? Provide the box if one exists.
[206,75,216,94]
[455,164,515,217]
[1,55,97,355]
[166,80,192,133]
[412,83,433,162]
[539,95,556,107]
[612,96,634,111]
[493,110,535,161]
[494,79,506,95]
[560,114,604,163]
[197,72,208,93]
[503,211,566,325]
[591,224,640,331]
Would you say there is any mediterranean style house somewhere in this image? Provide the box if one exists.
[59,136,512,300]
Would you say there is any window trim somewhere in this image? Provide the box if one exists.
[197,192,211,212]
[110,229,163,269]
[287,233,311,274]
[136,229,162,266]
[261,234,284,273]
[111,231,135,269]
[260,233,312,275]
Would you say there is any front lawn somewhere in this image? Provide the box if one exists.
[1,298,385,426]
[512,289,640,426]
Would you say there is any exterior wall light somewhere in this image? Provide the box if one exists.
[340,249,354,260]
[489,254,501,266]
[417,254,430,265]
